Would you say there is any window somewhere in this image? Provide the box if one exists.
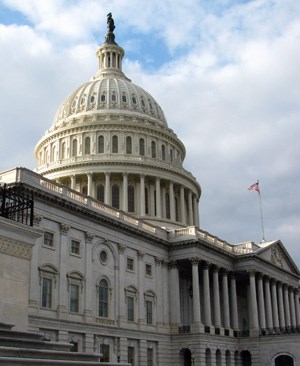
[111,93,117,102]
[98,135,104,153]
[146,301,153,324]
[72,139,78,157]
[147,348,153,366]
[42,278,52,308]
[90,95,95,103]
[97,185,104,203]
[165,193,170,219]
[132,95,137,105]
[112,135,118,153]
[84,136,90,154]
[128,346,135,365]
[101,93,106,102]
[126,136,132,154]
[122,95,127,103]
[145,264,152,277]
[70,240,80,255]
[112,184,120,209]
[170,148,173,163]
[127,296,134,321]
[44,231,54,247]
[127,257,134,271]
[70,341,78,352]
[70,284,79,313]
[139,138,145,156]
[99,278,109,317]
[100,344,110,362]
[151,141,156,158]
[128,185,134,212]
[99,250,108,264]
[162,145,166,161]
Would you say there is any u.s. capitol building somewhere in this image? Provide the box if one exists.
[0,15,299,366]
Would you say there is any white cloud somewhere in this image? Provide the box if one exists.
[0,0,300,265]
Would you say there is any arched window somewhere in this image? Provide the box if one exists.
[99,279,109,318]
[170,148,173,163]
[126,136,132,154]
[98,136,104,153]
[97,185,104,203]
[61,142,66,159]
[145,188,149,215]
[151,141,156,158]
[139,138,145,156]
[165,192,170,219]
[205,348,212,366]
[72,139,78,157]
[112,135,118,153]
[112,184,120,209]
[51,145,56,162]
[216,350,221,366]
[128,185,134,212]
[84,136,90,155]
[226,350,231,366]
[162,145,166,161]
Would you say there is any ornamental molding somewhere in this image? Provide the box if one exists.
[0,237,32,260]
[59,223,70,235]
[33,214,43,227]
[85,232,95,243]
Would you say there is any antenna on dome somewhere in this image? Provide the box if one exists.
[105,12,117,44]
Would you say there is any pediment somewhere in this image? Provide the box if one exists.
[256,240,299,275]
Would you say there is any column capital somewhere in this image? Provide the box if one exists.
[212,265,220,273]
[263,275,270,282]
[248,270,256,278]
[155,257,162,266]
[59,223,70,235]
[85,232,94,243]
[202,261,209,270]
[118,244,126,254]
[221,268,229,276]
[168,260,178,269]
[105,172,111,177]
[123,172,128,177]
[137,251,145,260]
[190,257,200,265]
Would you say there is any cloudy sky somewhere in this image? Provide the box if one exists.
[0,0,300,266]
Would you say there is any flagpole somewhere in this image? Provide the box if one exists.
[257,180,266,243]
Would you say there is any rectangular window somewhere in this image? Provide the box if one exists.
[71,240,80,255]
[42,278,52,308]
[145,264,152,277]
[70,284,79,313]
[147,348,153,366]
[128,346,135,366]
[146,301,153,324]
[127,257,134,271]
[44,232,54,247]
[127,296,134,321]
[100,344,110,362]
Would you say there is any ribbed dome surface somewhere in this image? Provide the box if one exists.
[53,77,167,128]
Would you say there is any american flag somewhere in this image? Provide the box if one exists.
[248,181,260,193]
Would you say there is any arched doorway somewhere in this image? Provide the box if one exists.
[275,355,294,366]
[240,350,251,366]
[180,348,192,366]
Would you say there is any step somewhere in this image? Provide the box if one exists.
[0,323,14,330]
[0,336,71,352]
[0,357,130,366]
[0,347,101,362]
[0,329,43,341]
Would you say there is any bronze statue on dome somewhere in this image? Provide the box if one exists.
[107,13,115,33]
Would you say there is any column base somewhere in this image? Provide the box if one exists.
[190,322,204,333]
[56,305,68,320]
[250,328,260,337]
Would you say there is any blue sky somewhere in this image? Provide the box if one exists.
[0,0,300,266]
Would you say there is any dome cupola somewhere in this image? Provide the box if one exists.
[34,14,201,229]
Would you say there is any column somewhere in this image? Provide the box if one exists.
[271,280,279,328]
[222,270,230,329]
[191,258,201,325]
[155,177,161,218]
[84,232,94,323]
[249,271,259,329]
[230,273,239,330]
[180,185,186,224]
[188,190,193,226]
[289,288,296,328]
[57,223,70,319]
[122,173,128,211]
[212,266,221,328]
[137,251,145,327]
[203,263,211,325]
[193,195,199,227]
[257,273,266,329]
[140,175,145,216]
[264,277,273,328]
[294,290,300,326]
[277,282,285,328]
[161,186,166,218]
[169,181,175,221]
[283,285,291,327]
[118,244,126,327]
[87,173,93,197]
[70,175,76,190]
[155,258,163,326]
[104,172,111,205]
[169,261,181,329]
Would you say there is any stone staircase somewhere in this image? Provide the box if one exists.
[0,323,129,365]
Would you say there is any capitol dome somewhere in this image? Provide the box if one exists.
[35,15,201,228]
